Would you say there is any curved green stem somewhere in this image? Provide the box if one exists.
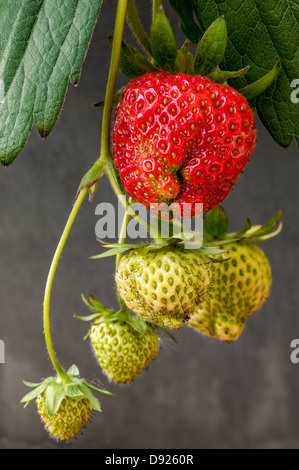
[43,189,88,381]
[42,0,130,378]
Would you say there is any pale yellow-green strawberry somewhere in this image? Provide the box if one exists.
[188,241,272,342]
[115,246,214,329]
[90,319,160,383]
[36,394,93,441]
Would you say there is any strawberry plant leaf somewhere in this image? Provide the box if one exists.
[169,0,299,148]
[150,8,178,73]
[0,0,103,166]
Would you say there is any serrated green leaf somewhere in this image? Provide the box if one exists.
[0,0,103,165]
[45,384,66,416]
[194,16,227,76]
[169,0,299,148]
[150,8,177,73]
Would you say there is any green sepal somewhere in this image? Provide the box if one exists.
[93,87,125,108]
[203,206,229,240]
[150,8,177,73]
[126,0,152,56]
[77,294,149,335]
[221,208,283,243]
[194,16,227,76]
[207,66,250,84]
[21,365,113,414]
[240,209,284,242]
[45,383,66,416]
[108,35,159,80]
[175,40,194,75]
[239,61,281,101]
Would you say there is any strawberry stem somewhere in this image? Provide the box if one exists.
[43,188,88,382]
[42,0,130,378]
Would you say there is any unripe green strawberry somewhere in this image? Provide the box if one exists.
[116,246,214,329]
[90,320,159,383]
[36,394,93,441]
[188,241,272,342]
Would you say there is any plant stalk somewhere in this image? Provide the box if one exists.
[43,189,88,381]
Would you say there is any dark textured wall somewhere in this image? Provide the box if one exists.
[1,2,299,449]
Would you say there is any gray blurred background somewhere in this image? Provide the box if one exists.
[1,1,299,449]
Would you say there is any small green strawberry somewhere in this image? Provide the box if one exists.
[36,394,93,441]
[115,246,214,329]
[188,240,272,342]
[21,364,113,441]
[77,295,160,384]
[90,319,159,384]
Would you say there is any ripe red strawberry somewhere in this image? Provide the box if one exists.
[112,72,256,217]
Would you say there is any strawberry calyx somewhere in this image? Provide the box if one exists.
[96,7,279,109]
[76,294,178,343]
[21,364,113,415]
[203,206,284,243]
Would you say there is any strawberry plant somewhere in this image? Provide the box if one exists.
[0,0,296,445]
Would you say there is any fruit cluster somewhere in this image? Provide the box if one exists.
[20,3,283,444]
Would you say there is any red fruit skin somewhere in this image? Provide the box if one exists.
[112,72,256,217]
